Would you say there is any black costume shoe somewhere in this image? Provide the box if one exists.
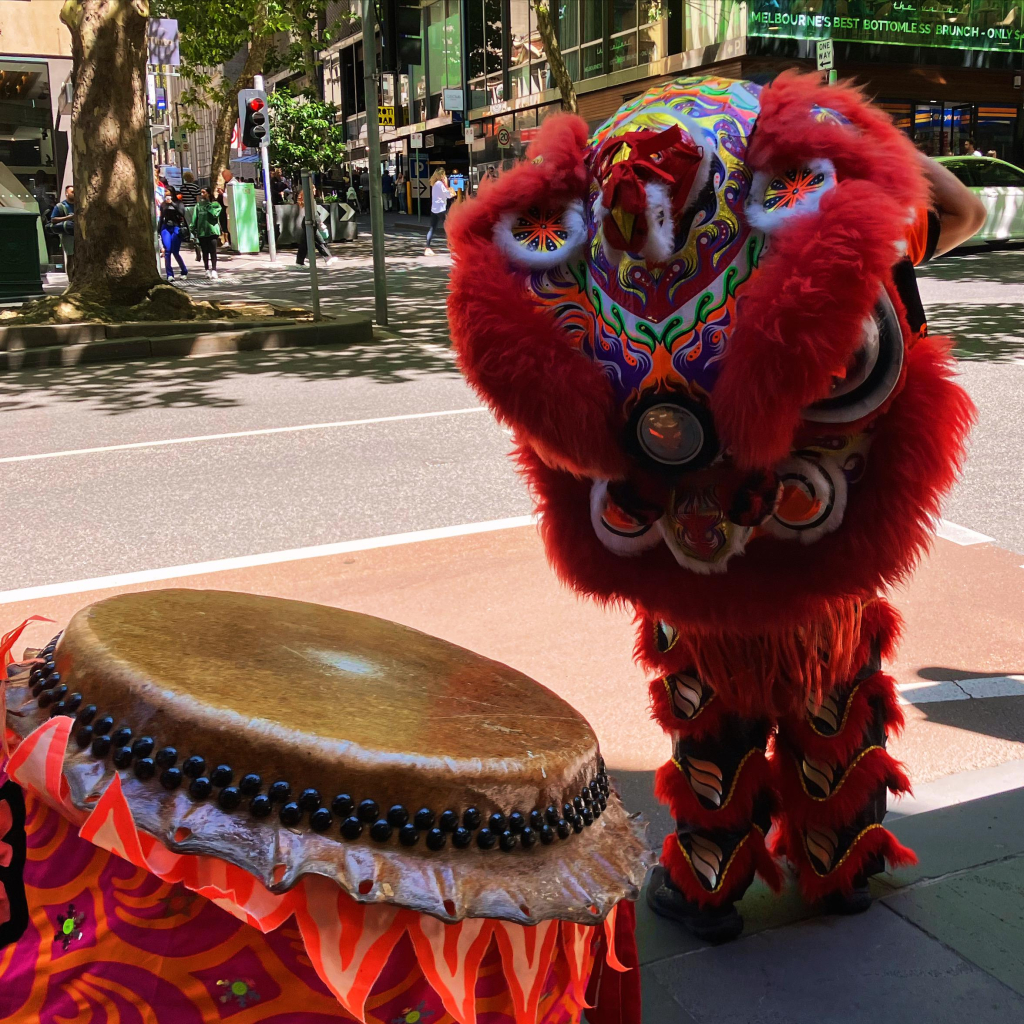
[646,866,744,943]
[822,875,873,916]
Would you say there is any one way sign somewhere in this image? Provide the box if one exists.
[816,38,834,71]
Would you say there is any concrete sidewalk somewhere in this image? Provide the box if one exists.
[632,765,1024,1023]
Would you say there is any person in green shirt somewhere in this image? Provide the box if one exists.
[193,188,223,279]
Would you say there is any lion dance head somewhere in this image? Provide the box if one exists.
[448,73,973,650]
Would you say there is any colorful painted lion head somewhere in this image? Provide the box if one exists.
[448,73,973,632]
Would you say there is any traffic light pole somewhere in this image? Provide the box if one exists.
[361,0,389,327]
[254,75,278,264]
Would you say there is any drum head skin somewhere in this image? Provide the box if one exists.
[7,590,650,925]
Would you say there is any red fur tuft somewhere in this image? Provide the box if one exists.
[772,744,912,831]
[749,71,930,214]
[711,180,910,470]
[774,820,917,901]
[781,671,905,764]
[448,116,629,481]
[661,827,783,908]
[655,748,773,831]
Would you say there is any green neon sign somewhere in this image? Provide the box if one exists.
[748,0,1024,52]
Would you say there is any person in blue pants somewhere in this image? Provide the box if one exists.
[158,193,189,280]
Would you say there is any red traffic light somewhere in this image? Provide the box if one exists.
[248,97,265,112]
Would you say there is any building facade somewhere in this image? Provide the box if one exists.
[0,0,74,204]
[323,0,1024,201]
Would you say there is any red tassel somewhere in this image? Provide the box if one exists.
[773,744,911,831]
[655,748,773,831]
[661,827,783,909]
[774,820,917,902]
[781,671,905,764]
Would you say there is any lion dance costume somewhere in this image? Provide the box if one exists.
[448,72,973,934]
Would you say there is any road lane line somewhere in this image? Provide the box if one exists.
[898,675,1024,705]
[0,407,489,464]
[0,515,539,605]
[934,518,995,546]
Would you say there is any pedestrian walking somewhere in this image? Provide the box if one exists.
[158,192,189,281]
[424,167,455,256]
[359,167,370,214]
[395,169,407,214]
[193,187,222,279]
[179,172,202,262]
[381,168,394,211]
[295,190,337,266]
[48,184,76,278]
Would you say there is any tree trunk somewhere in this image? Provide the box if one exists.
[209,34,272,188]
[60,0,161,306]
[532,0,577,114]
[291,1,322,99]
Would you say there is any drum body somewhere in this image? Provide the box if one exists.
[1,593,649,1023]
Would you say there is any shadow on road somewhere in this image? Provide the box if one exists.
[0,340,459,416]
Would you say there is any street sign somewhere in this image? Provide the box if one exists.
[410,152,429,179]
[442,88,464,112]
[816,38,834,71]
[147,18,179,66]
[464,126,476,145]
[339,202,356,221]
[497,126,511,148]
[410,132,423,149]
[379,105,395,127]
[155,86,167,111]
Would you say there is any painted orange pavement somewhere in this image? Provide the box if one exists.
[4,525,1023,785]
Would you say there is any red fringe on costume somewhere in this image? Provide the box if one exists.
[637,597,865,720]
[782,670,906,764]
[661,829,783,909]
[773,744,912,831]
[655,749,774,832]
[773,821,917,902]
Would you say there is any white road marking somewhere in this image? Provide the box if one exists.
[0,515,539,605]
[0,407,489,464]
[934,518,995,546]
[898,675,1024,705]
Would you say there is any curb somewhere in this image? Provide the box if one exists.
[0,313,374,373]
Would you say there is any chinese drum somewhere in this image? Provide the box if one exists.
[0,591,649,1023]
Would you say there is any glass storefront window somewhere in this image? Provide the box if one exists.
[426,0,463,95]
[638,23,662,63]
[582,1,603,42]
[563,49,580,81]
[613,0,638,33]
[582,41,604,79]
[558,0,579,48]
[609,31,638,72]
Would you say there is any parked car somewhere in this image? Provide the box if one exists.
[936,156,1024,246]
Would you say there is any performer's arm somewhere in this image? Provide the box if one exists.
[917,151,987,258]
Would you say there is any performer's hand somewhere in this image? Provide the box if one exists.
[916,150,986,257]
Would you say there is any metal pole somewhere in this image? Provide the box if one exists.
[301,170,322,321]
[415,147,421,223]
[254,74,278,263]
[361,0,388,327]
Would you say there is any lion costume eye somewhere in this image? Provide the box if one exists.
[493,200,588,269]
[803,291,904,424]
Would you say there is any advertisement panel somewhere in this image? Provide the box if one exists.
[748,0,1024,52]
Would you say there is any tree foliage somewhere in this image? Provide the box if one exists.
[268,88,347,178]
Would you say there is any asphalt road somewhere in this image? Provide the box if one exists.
[2,236,1022,592]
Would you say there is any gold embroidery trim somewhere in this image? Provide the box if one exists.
[672,747,761,811]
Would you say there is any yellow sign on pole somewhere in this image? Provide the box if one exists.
[379,105,395,127]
